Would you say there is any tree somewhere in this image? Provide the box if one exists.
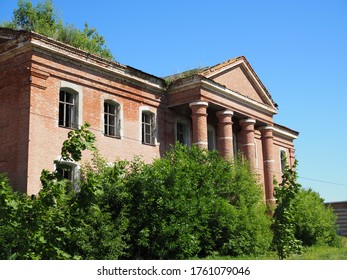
[272,160,303,259]
[272,159,341,259]
[1,0,114,60]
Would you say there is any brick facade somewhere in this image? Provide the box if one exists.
[0,28,299,202]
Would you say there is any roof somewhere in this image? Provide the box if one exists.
[165,56,278,109]
[0,27,166,91]
[202,56,277,108]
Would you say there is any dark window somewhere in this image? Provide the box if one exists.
[59,90,77,128]
[233,133,238,157]
[56,163,73,181]
[104,102,120,137]
[142,111,155,145]
[207,126,215,151]
[176,122,186,145]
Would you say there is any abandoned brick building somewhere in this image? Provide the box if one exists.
[0,28,298,203]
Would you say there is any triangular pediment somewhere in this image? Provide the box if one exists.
[200,56,276,109]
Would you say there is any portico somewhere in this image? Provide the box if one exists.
[166,57,298,204]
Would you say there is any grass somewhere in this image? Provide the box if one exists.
[287,237,347,260]
[204,237,347,260]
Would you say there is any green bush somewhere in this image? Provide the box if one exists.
[124,144,272,259]
[292,188,340,247]
[0,125,127,259]
[273,160,341,259]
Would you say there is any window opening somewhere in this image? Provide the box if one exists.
[142,111,155,145]
[280,149,287,173]
[104,102,120,137]
[59,90,77,128]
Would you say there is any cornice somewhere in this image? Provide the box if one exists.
[0,28,166,93]
[167,74,278,115]
[273,124,299,140]
[29,38,166,93]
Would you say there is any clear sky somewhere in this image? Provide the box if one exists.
[1,0,347,202]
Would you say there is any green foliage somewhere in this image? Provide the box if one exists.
[273,159,340,259]
[0,125,127,259]
[61,123,96,162]
[3,122,338,260]
[272,160,303,259]
[1,0,114,60]
[124,144,272,259]
[292,188,340,247]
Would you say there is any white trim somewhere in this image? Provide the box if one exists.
[216,110,234,117]
[54,157,80,191]
[243,143,255,146]
[259,125,274,131]
[193,141,208,145]
[273,126,298,140]
[189,101,208,108]
[59,81,83,128]
[240,118,256,124]
[101,97,123,138]
[139,106,157,145]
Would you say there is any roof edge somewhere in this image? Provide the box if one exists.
[0,27,167,90]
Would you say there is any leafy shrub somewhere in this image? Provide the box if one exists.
[0,125,127,259]
[292,188,340,247]
[273,160,340,259]
[124,144,272,259]
[272,160,303,259]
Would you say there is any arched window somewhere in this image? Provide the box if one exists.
[104,101,121,137]
[59,89,78,129]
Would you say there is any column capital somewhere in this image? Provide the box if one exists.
[189,101,208,108]
[216,110,234,117]
[259,125,274,131]
[239,118,256,125]
[260,125,274,139]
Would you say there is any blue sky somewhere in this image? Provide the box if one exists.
[1,0,347,202]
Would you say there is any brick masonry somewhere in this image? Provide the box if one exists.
[0,28,299,201]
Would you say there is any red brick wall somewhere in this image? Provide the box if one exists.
[26,50,167,194]
[210,65,264,103]
[0,33,298,198]
[0,51,31,192]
